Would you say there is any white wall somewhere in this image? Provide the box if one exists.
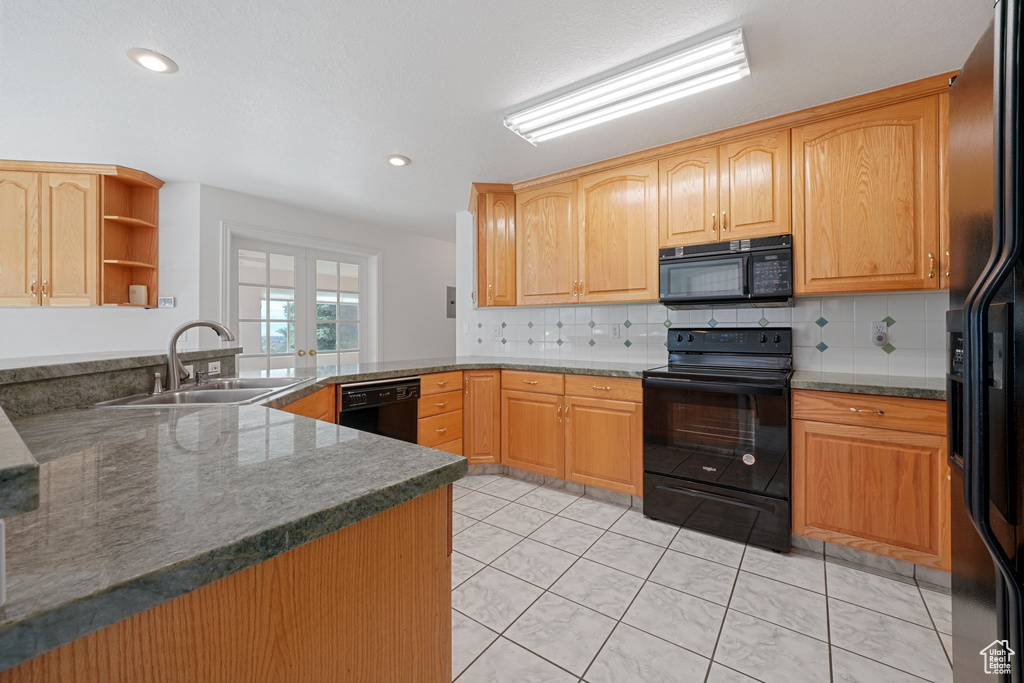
[198,186,456,360]
[0,183,202,359]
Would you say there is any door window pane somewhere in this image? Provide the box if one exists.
[268,322,294,353]
[316,260,338,290]
[269,254,295,287]
[268,288,295,320]
[239,321,266,354]
[238,286,267,319]
[339,323,359,350]
[316,322,338,351]
[338,304,358,321]
[239,250,266,284]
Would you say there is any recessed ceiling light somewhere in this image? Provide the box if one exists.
[126,48,179,74]
[505,29,750,144]
[388,155,411,167]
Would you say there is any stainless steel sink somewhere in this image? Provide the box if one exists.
[95,377,313,407]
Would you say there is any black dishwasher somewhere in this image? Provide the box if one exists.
[337,378,420,443]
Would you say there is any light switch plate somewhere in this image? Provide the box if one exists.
[492,326,502,339]
[208,361,221,376]
[158,297,175,308]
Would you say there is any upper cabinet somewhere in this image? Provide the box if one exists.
[659,131,790,248]
[718,131,791,241]
[791,97,940,294]
[0,161,162,308]
[577,161,659,303]
[938,92,950,289]
[516,181,578,306]
[471,184,516,307]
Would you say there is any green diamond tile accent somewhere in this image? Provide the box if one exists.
[501,322,507,328]
[527,338,534,345]
[501,338,507,344]
[477,322,482,329]
[588,339,596,347]
[708,318,718,328]
[882,316,896,327]
[527,321,534,328]
[556,321,563,328]
[816,342,829,352]
[815,317,828,328]
[556,339,563,346]
[624,339,632,347]
[477,337,482,344]
[758,317,770,327]
[589,321,596,328]
[664,319,672,328]
[623,320,632,328]
[882,342,896,354]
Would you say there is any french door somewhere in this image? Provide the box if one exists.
[230,238,371,375]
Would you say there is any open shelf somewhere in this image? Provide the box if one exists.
[103,215,157,230]
[103,259,156,269]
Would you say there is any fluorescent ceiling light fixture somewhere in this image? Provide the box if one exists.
[126,48,178,74]
[504,29,749,144]
[388,155,411,166]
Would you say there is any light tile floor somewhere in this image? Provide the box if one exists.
[451,473,953,683]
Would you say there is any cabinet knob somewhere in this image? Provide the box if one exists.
[721,212,727,232]
[41,280,48,298]
[591,385,612,391]
[711,213,717,234]
[435,401,448,408]
[523,380,539,385]
[435,427,448,434]
[928,253,936,278]
[849,407,884,415]
[30,280,37,296]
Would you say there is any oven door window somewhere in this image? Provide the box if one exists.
[643,383,788,497]
[660,256,746,300]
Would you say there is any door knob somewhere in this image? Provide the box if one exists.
[297,350,306,356]
[309,350,317,356]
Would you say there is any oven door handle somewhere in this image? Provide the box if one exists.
[653,485,778,513]
[642,376,787,397]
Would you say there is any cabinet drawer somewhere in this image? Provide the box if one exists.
[421,371,463,396]
[501,370,564,395]
[418,410,464,447]
[418,390,463,418]
[792,390,946,435]
[564,375,641,402]
[434,439,463,456]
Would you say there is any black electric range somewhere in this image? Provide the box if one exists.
[642,327,793,552]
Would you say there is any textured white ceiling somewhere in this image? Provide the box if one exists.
[0,0,992,242]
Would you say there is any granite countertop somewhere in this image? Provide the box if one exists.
[0,346,244,384]
[791,371,946,400]
[0,404,466,671]
[0,409,38,517]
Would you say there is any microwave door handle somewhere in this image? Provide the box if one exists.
[743,254,752,296]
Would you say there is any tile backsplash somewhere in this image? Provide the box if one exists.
[457,291,949,378]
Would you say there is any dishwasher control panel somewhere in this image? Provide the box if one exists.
[340,379,420,411]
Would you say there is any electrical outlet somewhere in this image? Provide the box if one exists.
[870,321,889,347]
[182,364,194,378]
[610,324,621,339]
[462,322,469,334]
[208,361,221,376]
[157,296,175,308]
[491,326,502,339]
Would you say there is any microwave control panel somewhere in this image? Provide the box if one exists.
[750,252,792,296]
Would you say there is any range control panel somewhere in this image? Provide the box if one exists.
[667,327,792,354]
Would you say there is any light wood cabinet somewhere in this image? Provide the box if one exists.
[718,131,791,240]
[792,97,940,294]
[501,389,565,478]
[463,370,501,465]
[0,161,162,308]
[419,372,464,455]
[0,170,40,306]
[516,181,578,305]
[791,391,950,570]
[577,161,659,302]
[565,396,642,496]
[659,131,789,248]
[938,91,951,289]
[471,184,516,307]
[280,385,337,423]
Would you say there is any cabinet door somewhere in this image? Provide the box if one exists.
[792,97,940,294]
[719,131,791,240]
[564,396,642,496]
[659,148,719,247]
[938,92,950,289]
[279,385,336,422]
[477,192,516,306]
[516,181,578,305]
[464,370,501,465]
[501,389,563,477]
[792,419,949,569]
[0,171,41,306]
[40,173,99,306]
[578,161,658,303]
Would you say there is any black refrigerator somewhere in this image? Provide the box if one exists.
[948,1,1024,680]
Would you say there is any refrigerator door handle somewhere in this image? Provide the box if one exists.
[962,0,1024,670]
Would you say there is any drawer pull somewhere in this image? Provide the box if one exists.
[523,380,539,385]
[592,385,612,391]
[435,401,448,408]
[435,427,449,434]
[849,407,885,415]
[436,380,448,386]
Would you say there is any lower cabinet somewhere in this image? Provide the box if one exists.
[463,370,501,465]
[501,390,565,478]
[500,372,644,496]
[418,372,464,454]
[279,385,336,423]
[791,390,950,570]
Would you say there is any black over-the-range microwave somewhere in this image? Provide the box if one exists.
[658,235,793,309]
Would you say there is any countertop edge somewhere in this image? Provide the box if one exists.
[0,407,39,517]
[0,347,245,385]
[790,379,946,400]
[0,456,466,672]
